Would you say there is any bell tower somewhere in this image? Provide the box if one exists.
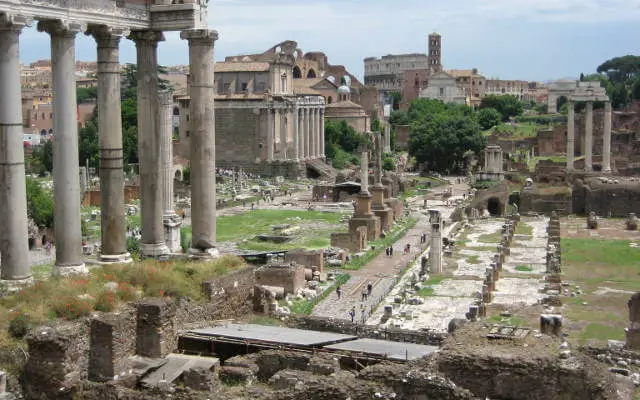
[428,32,442,73]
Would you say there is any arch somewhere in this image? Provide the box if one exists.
[48,128,53,135]
[293,65,302,79]
[327,96,333,104]
[486,197,503,216]
[556,95,568,113]
[307,68,317,78]
[174,168,183,181]
[173,107,180,116]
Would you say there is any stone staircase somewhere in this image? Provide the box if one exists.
[306,159,337,180]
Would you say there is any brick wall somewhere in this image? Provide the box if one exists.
[216,107,260,164]
[284,249,324,271]
[255,264,305,295]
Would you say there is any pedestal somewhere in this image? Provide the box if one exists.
[164,214,183,253]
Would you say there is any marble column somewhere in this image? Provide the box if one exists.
[385,124,391,153]
[132,31,169,257]
[159,91,182,252]
[320,109,325,158]
[39,21,87,274]
[91,27,130,263]
[0,16,31,282]
[304,108,310,159]
[603,101,612,173]
[311,108,318,158]
[360,150,369,195]
[293,106,299,161]
[315,108,321,158]
[267,107,274,162]
[585,101,593,172]
[182,29,218,256]
[279,108,287,160]
[429,209,443,274]
[566,100,575,171]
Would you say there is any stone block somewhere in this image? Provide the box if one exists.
[182,366,217,391]
[23,327,71,400]
[136,299,176,359]
[373,207,393,233]
[349,215,381,242]
[255,264,306,295]
[89,313,135,383]
[0,370,5,394]
[540,314,563,336]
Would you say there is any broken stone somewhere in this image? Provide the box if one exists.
[609,367,630,377]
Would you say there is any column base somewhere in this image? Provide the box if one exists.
[52,263,88,277]
[602,167,612,174]
[140,242,170,258]
[0,276,34,294]
[188,247,220,261]
[164,214,183,253]
[99,252,133,264]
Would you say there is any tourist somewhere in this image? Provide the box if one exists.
[385,247,389,257]
[361,287,368,302]
[251,202,254,210]
[367,281,373,296]
[390,246,393,256]
[336,285,342,300]
[349,306,356,323]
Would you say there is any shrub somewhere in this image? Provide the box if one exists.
[127,236,140,256]
[51,296,94,320]
[94,291,117,312]
[8,310,31,338]
[117,282,138,302]
[383,157,395,171]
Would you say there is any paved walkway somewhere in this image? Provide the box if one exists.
[312,177,469,322]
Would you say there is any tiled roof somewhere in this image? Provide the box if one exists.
[326,100,364,109]
[215,62,270,73]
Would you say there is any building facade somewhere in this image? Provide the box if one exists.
[420,71,466,104]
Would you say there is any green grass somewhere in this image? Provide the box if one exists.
[464,245,496,252]
[514,223,533,236]
[417,287,435,297]
[579,323,625,345]
[31,264,53,281]
[288,274,350,315]
[467,255,481,264]
[485,122,539,139]
[488,315,524,326]
[477,230,503,244]
[528,156,567,171]
[515,265,533,272]
[247,315,285,327]
[416,275,445,298]
[342,218,418,271]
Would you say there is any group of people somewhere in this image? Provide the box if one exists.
[384,246,394,257]
[420,232,427,243]
[335,281,374,324]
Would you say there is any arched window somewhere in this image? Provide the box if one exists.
[328,96,333,104]
[307,68,316,78]
[173,107,180,116]
[293,66,302,79]
[42,112,45,119]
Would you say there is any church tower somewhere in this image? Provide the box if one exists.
[428,32,442,74]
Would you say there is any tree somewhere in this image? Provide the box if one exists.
[476,108,501,130]
[78,119,99,168]
[596,55,640,84]
[580,73,585,82]
[389,110,409,126]
[382,157,395,171]
[25,177,54,229]
[390,91,402,111]
[632,76,640,100]
[76,87,98,103]
[479,95,523,121]
[38,139,53,172]
[610,82,630,109]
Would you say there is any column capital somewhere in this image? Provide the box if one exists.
[129,30,165,45]
[180,29,218,44]
[0,13,33,30]
[604,101,612,111]
[87,26,129,46]
[158,90,173,106]
[37,20,86,37]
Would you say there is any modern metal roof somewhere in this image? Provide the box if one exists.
[323,338,438,361]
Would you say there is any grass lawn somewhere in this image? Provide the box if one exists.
[561,238,640,346]
[514,222,533,236]
[477,230,503,244]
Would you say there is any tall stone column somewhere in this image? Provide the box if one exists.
[566,100,575,171]
[603,101,612,173]
[309,108,315,158]
[585,101,593,172]
[429,209,443,274]
[320,109,325,158]
[315,108,322,158]
[304,108,310,159]
[182,29,218,257]
[159,91,182,252]
[132,31,168,258]
[384,124,391,153]
[279,108,287,160]
[293,105,299,161]
[91,27,131,264]
[39,21,87,274]
[0,15,31,282]
[297,108,303,160]
[267,107,274,162]
[360,150,369,195]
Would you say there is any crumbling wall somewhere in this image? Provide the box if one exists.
[284,249,324,271]
[255,264,306,295]
[520,188,573,215]
[582,178,640,217]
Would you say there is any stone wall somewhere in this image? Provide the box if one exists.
[394,125,410,151]
[287,315,446,345]
[520,188,573,215]
[215,107,260,164]
[331,227,367,253]
[255,264,306,295]
[284,249,324,271]
[572,178,640,217]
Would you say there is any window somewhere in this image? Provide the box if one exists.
[49,112,53,119]
[241,82,248,92]
[186,130,190,137]
[186,115,190,122]
[42,112,45,120]
[223,82,231,93]
[281,74,287,93]
[440,87,444,96]
[328,96,333,104]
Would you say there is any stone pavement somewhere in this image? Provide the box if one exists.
[312,177,468,322]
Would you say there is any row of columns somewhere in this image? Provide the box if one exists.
[566,100,612,173]
[0,16,218,281]
[266,106,324,162]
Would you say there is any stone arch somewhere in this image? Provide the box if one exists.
[173,106,180,116]
[327,96,333,104]
[293,65,302,79]
[487,197,503,216]
[556,95,568,113]
[307,68,317,78]
[174,168,183,181]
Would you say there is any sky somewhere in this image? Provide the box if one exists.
[17,0,640,83]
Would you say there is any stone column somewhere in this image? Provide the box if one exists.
[566,100,575,171]
[279,108,287,160]
[360,150,369,195]
[603,101,612,173]
[132,31,169,257]
[267,107,274,162]
[293,105,299,161]
[320,109,325,158]
[304,108,310,159]
[309,108,315,158]
[429,209,443,274]
[315,108,322,158]
[0,16,31,282]
[159,91,181,253]
[297,108,303,160]
[91,27,130,263]
[384,124,391,153]
[585,101,593,172]
[182,29,218,257]
[39,21,87,275]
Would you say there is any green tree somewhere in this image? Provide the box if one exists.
[25,177,54,229]
[76,87,98,103]
[476,108,501,130]
[596,55,640,84]
[78,119,99,168]
[382,157,395,171]
[479,95,523,121]
[632,76,640,100]
[390,91,402,111]
[389,110,409,126]
[38,139,53,172]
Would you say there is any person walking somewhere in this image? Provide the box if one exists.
[390,246,393,256]
[361,287,368,302]
[349,306,356,323]
[385,247,389,257]
[367,281,373,297]
[336,285,342,300]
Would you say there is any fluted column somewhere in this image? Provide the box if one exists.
[132,30,168,257]
[0,16,31,282]
[566,100,575,171]
[293,105,299,161]
[91,27,130,263]
[320,109,325,158]
[159,91,182,253]
[603,101,612,173]
[304,108,310,159]
[316,108,322,158]
[279,108,287,160]
[182,29,218,255]
[585,101,593,172]
[311,108,317,158]
[267,107,274,162]
[39,20,86,274]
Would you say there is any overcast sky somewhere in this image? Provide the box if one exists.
[18,0,639,82]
